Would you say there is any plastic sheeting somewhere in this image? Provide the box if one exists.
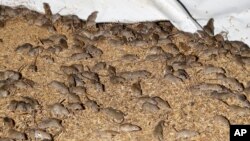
[1,0,250,46]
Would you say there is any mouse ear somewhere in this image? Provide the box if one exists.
[203,18,214,36]
[86,11,98,28]
[43,3,52,18]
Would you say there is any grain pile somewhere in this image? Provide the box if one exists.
[0,4,250,141]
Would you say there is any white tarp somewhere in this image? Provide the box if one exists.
[1,0,250,46]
